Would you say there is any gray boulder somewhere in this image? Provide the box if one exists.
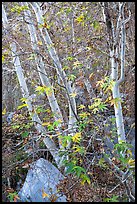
[18,158,67,202]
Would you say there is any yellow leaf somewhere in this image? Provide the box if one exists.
[105,96,112,103]
[76,15,84,23]
[79,112,90,118]
[88,105,94,110]
[2,108,6,115]
[86,46,91,51]
[126,149,132,157]
[89,73,94,80]
[72,132,81,143]
[78,104,85,110]
[46,87,53,96]
[17,103,28,110]
[45,109,51,113]
[87,179,91,185]
[110,98,119,108]
[37,40,43,46]
[2,55,5,62]
[128,159,135,166]
[42,189,49,198]
[64,26,71,32]
[96,79,104,87]
[80,174,91,185]
[79,158,83,164]
[56,131,61,135]
[70,92,77,98]
[73,60,81,67]
[42,122,51,126]
[57,119,63,123]
[81,180,85,185]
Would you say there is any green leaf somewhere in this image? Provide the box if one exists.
[98,103,108,111]
[47,124,54,131]
[67,56,74,61]
[92,20,100,30]
[59,135,72,147]
[35,86,45,94]
[11,125,20,129]
[68,74,76,81]
[65,162,75,174]
[7,191,19,202]
[98,158,108,168]
[65,7,72,14]
[80,174,91,185]
[69,92,77,98]
[21,131,29,138]
[72,166,86,178]
[53,119,62,127]
[36,106,46,114]
[59,135,72,141]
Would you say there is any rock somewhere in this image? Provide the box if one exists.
[6,112,15,124]
[18,158,67,202]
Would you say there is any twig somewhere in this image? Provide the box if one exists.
[108,183,121,193]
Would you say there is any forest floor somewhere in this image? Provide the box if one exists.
[2,112,134,202]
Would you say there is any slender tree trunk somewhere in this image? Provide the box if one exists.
[101,2,131,142]
[2,4,62,167]
[29,2,78,142]
[22,2,65,150]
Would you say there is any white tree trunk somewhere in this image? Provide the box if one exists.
[102,2,128,142]
[29,2,78,137]
[2,4,62,167]
[22,2,65,150]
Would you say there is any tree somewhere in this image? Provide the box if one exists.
[2,2,135,202]
[2,4,62,167]
[101,2,131,142]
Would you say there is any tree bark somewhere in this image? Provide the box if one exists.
[29,2,78,144]
[101,2,130,142]
[2,4,62,167]
[22,2,65,150]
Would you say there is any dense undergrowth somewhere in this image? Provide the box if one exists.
[2,101,135,202]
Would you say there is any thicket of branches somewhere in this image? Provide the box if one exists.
[2,2,135,202]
